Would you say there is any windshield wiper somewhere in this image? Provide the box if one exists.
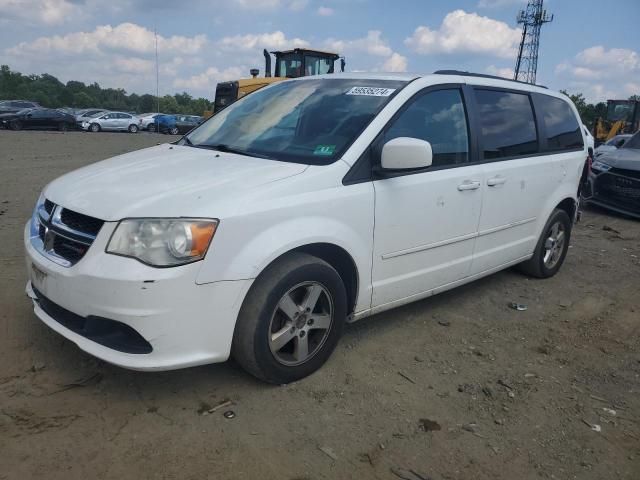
[182,136,194,146]
[197,143,274,160]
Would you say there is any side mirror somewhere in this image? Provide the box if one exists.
[381,137,433,170]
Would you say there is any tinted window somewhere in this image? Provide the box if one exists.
[476,89,538,159]
[537,95,583,151]
[384,89,469,167]
[120,113,132,119]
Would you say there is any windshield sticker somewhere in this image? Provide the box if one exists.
[313,145,336,156]
[346,86,396,97]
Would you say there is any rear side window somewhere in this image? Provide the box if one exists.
[537,95,584,151]
[384,89,469,168]
[475,89,538,160]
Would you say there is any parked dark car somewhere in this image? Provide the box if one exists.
[1,108,76,131]
[0,100,41,114]
[175,115,204,134]
[583,130,640,218]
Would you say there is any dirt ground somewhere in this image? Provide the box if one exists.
[0,130,639,480]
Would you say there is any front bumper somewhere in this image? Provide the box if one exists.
[582,171,640,219]
[24,222,252,371]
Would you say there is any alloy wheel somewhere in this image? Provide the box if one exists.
[268,282,334,366]
[543,221,566,269]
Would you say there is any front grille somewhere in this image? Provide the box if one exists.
[32,200,104,267]
[44,199,55,215]
[60,208,104,237]
[594,172,640,214]
[32,287,153,354]
[609,168,640,180]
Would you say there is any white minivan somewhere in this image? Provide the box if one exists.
[25,72,587,383]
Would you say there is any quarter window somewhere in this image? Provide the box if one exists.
[384,89,469,168]
[475,89,538,160]
[537,95,584,151]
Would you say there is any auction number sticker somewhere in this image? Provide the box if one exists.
[346,86,396,97]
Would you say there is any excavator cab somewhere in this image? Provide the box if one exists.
[269,49,344,78]
[213,48,344,113]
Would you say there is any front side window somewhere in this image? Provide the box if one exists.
[476,89,538,160]
[537,95,583,152]
[185,79,407,165]
[305,56,333,76]
[383,89,469,168]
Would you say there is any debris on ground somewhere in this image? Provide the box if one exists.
[437,319,451,327]
[419,418,441,432]
[207,400,233,414]
[318,445,338,461]
[602,408,617,416]
[390,467,432,480]
[223,410,236,419]
[509,302,528,311]
[398,371,417,384]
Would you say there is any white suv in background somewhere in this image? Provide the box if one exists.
[25,72,588,383]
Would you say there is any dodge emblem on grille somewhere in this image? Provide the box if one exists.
[43,226,55,251]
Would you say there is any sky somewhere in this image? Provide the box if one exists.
[1,0,639,103]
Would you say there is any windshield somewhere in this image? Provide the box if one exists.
[183,78,407,165]
[621,131,640,150]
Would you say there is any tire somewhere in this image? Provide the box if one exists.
[232,252,347,384]
[128,124,139,133]
[9,120,22,131]
[89,123,100,133]
[148,123,156,132]
[58,122,68,132]
[518,208,572,278]
[169,127,179,135]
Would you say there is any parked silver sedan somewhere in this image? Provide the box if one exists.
[81,111,140,133]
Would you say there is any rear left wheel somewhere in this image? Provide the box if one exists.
[518,208,572,278]
[169,127,179,135]
[9,120,22,131]
[232,252,347,384]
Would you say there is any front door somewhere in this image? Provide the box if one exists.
[371,87,483,308]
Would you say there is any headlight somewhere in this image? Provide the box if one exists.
[30,192,45,237]
[106,218,218,267]
[591,160,612,173]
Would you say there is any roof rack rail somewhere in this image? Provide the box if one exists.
[433,70,547,89]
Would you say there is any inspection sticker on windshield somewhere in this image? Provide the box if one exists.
[346,86,396,97]
[314,145,336,156]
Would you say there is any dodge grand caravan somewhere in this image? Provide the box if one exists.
[25,72,587,383]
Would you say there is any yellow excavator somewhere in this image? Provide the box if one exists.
[594,99,640,143]
[213,48,344,113]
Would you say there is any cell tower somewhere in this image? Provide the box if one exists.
[514,0,553,84]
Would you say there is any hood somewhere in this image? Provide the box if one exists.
[44,144,308,221]
[598,148,640,171]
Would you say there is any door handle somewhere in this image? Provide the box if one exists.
[487,176,507,187]
[457,180,481,191]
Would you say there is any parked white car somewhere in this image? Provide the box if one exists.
[138,112,166,131]
[25,72,588,383]
[583,125,594,156]
[81,111,140,133]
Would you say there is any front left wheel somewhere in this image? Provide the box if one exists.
[232,252,347,384]
[128,124,139,133]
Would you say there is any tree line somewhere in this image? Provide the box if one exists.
[2,65,638,123]
[0,65,212,115]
